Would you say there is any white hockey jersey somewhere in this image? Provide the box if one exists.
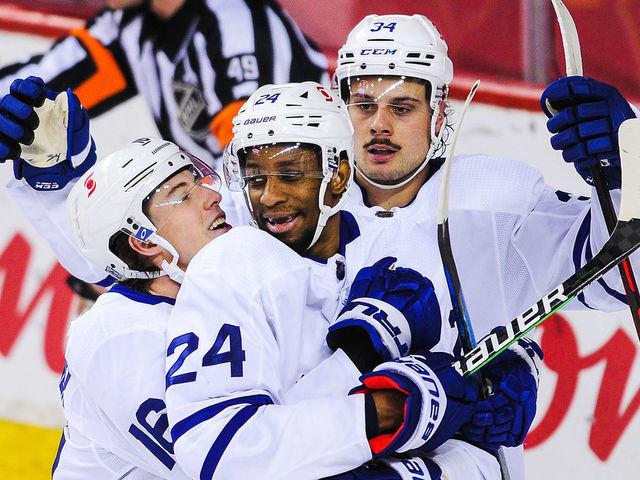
[163,226,498,480]
[53,285,189,480]
[343,153,635,480]
[345,154,632,339]
[164,226,371,480]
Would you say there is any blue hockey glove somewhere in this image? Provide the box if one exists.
[541,76,636,189]
[0,76,96,191]
[327,257,442,373]
[460,336,542,450]
[351,351,480,458]
[323,457,442,480]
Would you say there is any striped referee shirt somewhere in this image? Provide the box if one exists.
[0,0,328,163]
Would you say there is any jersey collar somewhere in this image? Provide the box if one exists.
[354,156,445,209]
[305,210,361,265]
[108,284,176,306]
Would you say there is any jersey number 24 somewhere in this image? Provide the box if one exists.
[166,323,247,388]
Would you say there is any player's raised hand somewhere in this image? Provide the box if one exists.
[351,351,481,458]
[460,336,542,450]
[541,75,636,189]
[0,76,96,191]
[326,257,442,373]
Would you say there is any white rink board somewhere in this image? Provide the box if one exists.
[0,30,638,479]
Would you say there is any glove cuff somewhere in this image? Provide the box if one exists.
[380,457,442,480]
[331,297,413,358]
[355,356,448,457]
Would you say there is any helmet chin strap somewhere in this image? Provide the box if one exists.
[306,172,352,252]
[149,232,186,284]
[356,101,446,191]
[306,176,333,251]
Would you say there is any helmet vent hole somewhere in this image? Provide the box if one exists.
[268,130,275,136]
[406,60,432,67]
[306,123,319,128]
[407,52,421,58]
[345,53,354,58]
[359,63,367,70]
[168,161,173,166]
[127,218,133,224]
[248,133,253,139]
[388,63,396,69]
[133,224,139,230]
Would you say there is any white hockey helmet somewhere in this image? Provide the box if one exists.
[67,138,217,284]
[224,81,354,250]
[334,14,453,110]
[334,14,454,189]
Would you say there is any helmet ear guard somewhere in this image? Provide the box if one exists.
[224,81,355,251]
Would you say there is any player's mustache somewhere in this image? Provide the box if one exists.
[363,138,402,150]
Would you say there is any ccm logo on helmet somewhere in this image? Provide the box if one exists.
[243,116,276,125]
[84,173,96,197]
[359,48,398,56]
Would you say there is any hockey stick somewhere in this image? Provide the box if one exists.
[437,81,480,352]
[550,0,640,340]
[455,118,640,377]
[436,80,512,480]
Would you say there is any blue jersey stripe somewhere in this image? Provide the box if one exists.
[199,404,263,480]
[171,394,272,442]
[51,431,66,476]
[129,424,176,470]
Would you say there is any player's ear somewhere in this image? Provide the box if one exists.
[433,99,446,137]
[128,236,163,260]
[330,152,351,195]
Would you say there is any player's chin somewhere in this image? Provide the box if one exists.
[206,223,232,241]
[261,221,308,252]
[360,166,402,185]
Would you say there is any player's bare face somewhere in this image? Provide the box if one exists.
[347,77,431,184]
[242,144,325,255]
[147,169,231,268]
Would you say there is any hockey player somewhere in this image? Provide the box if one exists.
[331,14,639,479]
[333,13,637,330]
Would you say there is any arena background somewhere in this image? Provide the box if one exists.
[0,0,639,478]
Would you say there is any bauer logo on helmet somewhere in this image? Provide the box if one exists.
[243,116,276,125]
